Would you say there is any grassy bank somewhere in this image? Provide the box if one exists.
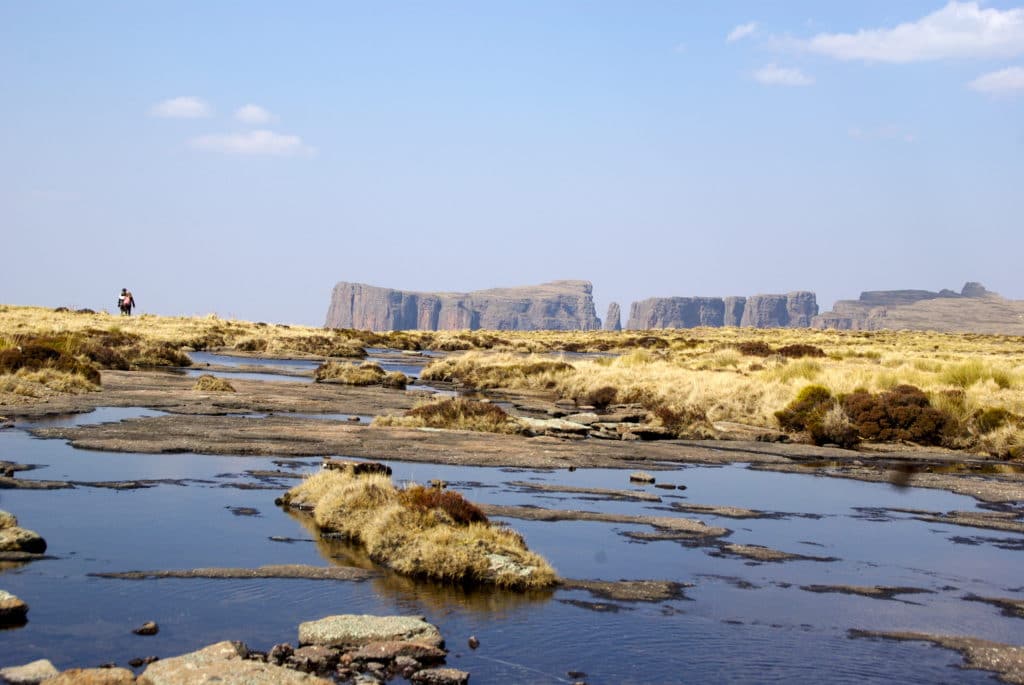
[281,469,557,589]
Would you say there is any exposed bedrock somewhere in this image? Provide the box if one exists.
[325,281,601,331]
[626,291,817,329]
[604,302,622,331]
[813,282,1024,334]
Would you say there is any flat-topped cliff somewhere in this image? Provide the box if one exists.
[325,280,602,331]
[813,282,1024,334]
[626,291,818,330]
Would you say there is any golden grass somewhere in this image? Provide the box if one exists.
[373,397,522,434]
[283,470,556,589]
[314,361,386,385]
[193,374,236,392]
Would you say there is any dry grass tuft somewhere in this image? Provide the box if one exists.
[281,470,555,589]
[193,374,236,392]
[314,361,386,385]
[374,397,521,434]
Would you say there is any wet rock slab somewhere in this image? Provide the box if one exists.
[89,565,376,582]
[850,630,1024,684]
[963,594,1024,619]
[506,480,662,502]
[47,667,136,684]
[711,543,838,563]
[802,585,935,601]
[560,578,691,602]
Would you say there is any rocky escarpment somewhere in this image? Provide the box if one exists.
[813,282,1024,334]
[604,303,622,331]
[627,292,817,329]
[325,281,601,331]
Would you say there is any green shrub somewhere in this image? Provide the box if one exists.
[841,385,949,445]
[775,385,834,433]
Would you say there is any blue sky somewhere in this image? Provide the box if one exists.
[2,2,1022,326]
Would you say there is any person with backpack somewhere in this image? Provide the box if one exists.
[118,288,136,316]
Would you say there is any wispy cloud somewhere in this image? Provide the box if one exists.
[189,130,315,157]
[753,64,814,87]
[150,96,212,119]
[727,22,757,43]
[848,125,917,143]
[969,65,1024,94]
[235,104,277,125]
[801,1,1024,63]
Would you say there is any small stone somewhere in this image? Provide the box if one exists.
[411,667,470,685]
[394,656,420,671]
[288,645,340,675]
[0,659,59,684]
[133,620,159,635]
[467,636,479,650]
[567,670,587,678]
[269,642,295,665]
[628,472,655,484]
[0,589,29,626]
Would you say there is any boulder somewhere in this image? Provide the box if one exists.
[0,659,58,684]
[0,526,46,554]
[0,589,29,626]
[325,280,601,331]
[287,646,340,675]
[138,641,330,685]
[45,668,136,684]
[410,668,470,685]
[298,615,444,650]
[629,472,656,484]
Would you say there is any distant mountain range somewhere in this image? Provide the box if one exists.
[324,280,1024,334]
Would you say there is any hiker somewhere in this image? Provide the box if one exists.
[118,288,136,316]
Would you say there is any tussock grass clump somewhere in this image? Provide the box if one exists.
[582,385,618,410]
[314,361,386,385]
[374,398,521,434]
[775,385,859,447]
[420,352,574,389]
[282,470,556,589]
[0,341,101,388]
[650,404,715,438]
[193,374,236,392]
[381,371,408,389]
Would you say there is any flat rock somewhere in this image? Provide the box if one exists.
[564,413,601,426]
[410,668,470,685]
[517,417,590,437]
[298,615,444,650]
[351,641,447,663]
[0,659,58,684]
[138,641,330,685]
[45,667,136,684]
[0,589,29,625]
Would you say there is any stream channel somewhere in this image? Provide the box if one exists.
[0,355,1022,683]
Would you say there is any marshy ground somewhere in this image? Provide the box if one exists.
[1,305,1023,683]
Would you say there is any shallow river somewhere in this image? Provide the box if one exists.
[1,404,1022,683]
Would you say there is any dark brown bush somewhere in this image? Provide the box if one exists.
[735,341,774,357]
[841,385,949,445]
[399,484,489,526]
[776,344,826,359]
[584,385,618,410]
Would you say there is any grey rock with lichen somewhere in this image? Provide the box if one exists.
[298,615,444,650]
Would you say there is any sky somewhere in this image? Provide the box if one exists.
[2,1,1022,327]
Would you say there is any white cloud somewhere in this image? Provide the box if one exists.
[150,96,212,119]
[189,130,315,157]
[753,64,814,86]
[969,65,1024,94]
[727,22,757,43]
[803,1,1024,63]
[235,104,277,124]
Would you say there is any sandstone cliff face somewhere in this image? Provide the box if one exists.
[627,292,817,329]
[325,281,601,331]
[812,282,1024,334]
[604,303,622,332]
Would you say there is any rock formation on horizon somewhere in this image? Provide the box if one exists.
[604,303,622,331]
[626,292,818,330]
[325,280,602,331]
[813,282,1024,334]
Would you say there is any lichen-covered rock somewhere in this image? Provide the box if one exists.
[0,658,58,684]
[0,589,29,626]
[0,525,46,554]
[0,509,16,529]
[410,667,470,685]
[298,615,444,650]
[45,667,136,684]
[138,641,330,685]
[324,281,601,331]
